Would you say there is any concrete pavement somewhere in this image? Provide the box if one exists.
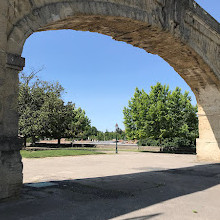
[0,152,220,220]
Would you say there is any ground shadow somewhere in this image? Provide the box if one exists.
[0,163,219,219]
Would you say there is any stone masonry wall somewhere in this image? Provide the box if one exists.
[0,0,219,200]
[0,151,23,200]
[0,1,24,200]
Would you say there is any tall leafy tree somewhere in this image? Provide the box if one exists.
[123,83,198,147]
[18,70,50,146]
[40,92,66,145]
[19,71,91,146]
[65,103,91,140]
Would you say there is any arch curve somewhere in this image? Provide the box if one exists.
[7,0,220,96]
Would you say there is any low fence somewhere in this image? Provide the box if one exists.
[25,142,196,154]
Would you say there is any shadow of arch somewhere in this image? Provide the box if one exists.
[124,213,163,220]
[0,163,219,219]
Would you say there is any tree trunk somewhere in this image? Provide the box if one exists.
[24,136,27,148]
[32,136,36,146]
[58,138,61,146]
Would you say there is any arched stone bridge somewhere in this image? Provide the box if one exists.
[0,0,219,200]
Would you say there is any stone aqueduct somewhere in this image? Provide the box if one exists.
[0,0,219,200]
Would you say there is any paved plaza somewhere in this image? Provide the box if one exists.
[0,152,220,220]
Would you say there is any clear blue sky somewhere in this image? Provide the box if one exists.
[22,1,220,132]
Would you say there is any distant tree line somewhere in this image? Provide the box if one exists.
[88,126,126,141]
[123,83,198,150]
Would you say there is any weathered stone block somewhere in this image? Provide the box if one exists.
[0,136,22,151]
[6,53,25,71]
[197,139,220,162]
[0,150,23,200]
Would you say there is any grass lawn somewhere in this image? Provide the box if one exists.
[21,149,105,158]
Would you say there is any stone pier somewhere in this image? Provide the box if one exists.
[0,57,24,199]
[197,86,220,161]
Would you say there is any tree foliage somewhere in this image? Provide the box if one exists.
[18,71,91,146]
[123,83,198,148]
[87,129,126,141]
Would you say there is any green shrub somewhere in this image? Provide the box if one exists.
[138,138,160,146]
[138,137,196,154]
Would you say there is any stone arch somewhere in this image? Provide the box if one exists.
[0,0,220,199]
[6,0,220,93]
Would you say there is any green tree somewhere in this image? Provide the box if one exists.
[65,105,91,140]
[123,82,198,148]
[40,93,66,145]
[89,126,98,136]
[18,71,51,146]
[19,71,91,146]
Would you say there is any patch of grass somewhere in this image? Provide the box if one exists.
[49,147,139,152]
[94,148,139,152]
[21,149,105,158]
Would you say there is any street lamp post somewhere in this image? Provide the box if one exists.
[115,123,119,154]
[71,123,73,148]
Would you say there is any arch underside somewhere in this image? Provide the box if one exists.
[6,1,220,101]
